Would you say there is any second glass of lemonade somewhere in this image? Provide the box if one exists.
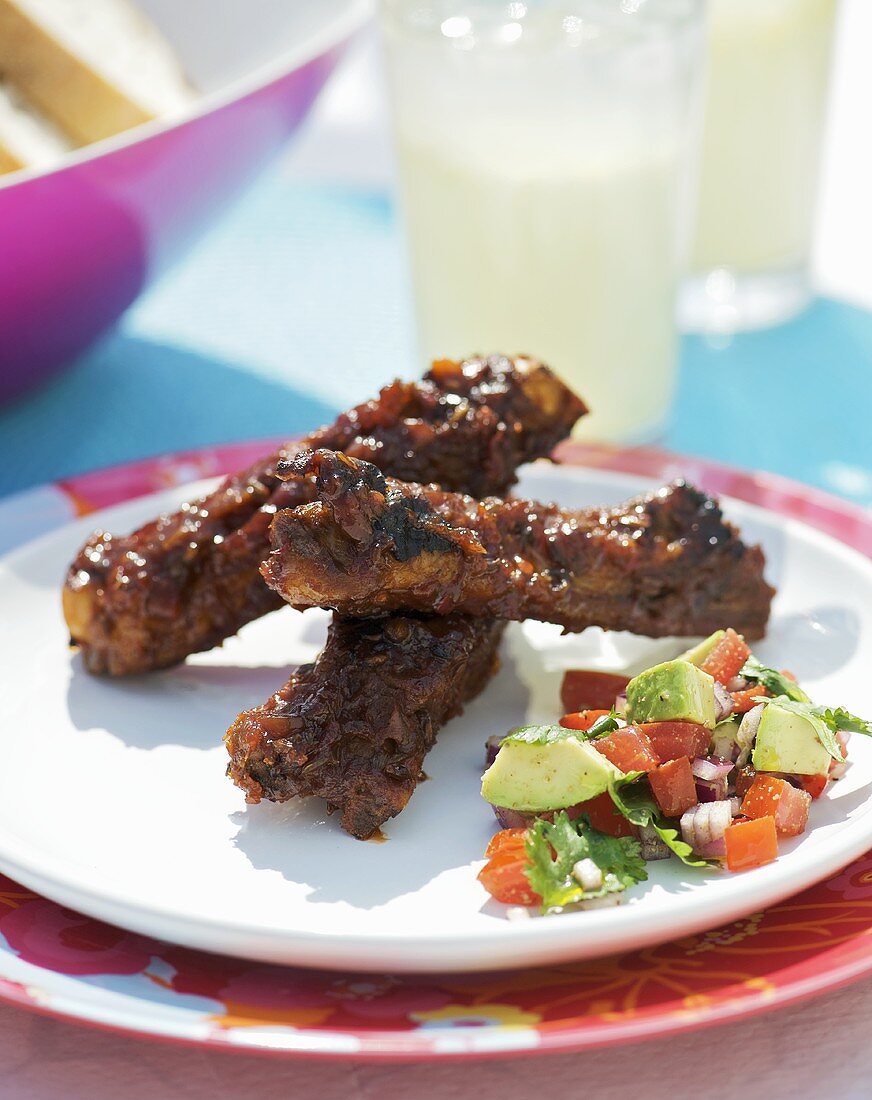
[382,0,706,442]
[685,0,839,331]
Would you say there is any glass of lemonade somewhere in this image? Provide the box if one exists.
[683,0,840,332]
[381,0,707,442]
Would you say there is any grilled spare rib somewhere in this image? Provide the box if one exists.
[226,614,505,840]
[63,355,586,676]
[224,362,585,836]
[263,449,775,640]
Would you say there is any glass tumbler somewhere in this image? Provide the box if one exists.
[381,0,707,442]
[682,0,840,332]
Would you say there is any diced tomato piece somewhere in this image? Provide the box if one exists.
[569,792,637,838]
[771,785,811,837]
[594,726,660,773]
[740,775,782,819]
[477,855,540,906]
[731,686,769,713]
[485,847,528,874]
[700,628,751,685]
[561,670,630,714]
[641,721,712,763]
[649,757,698,818]
[740,775,812,837]
[724,816,778,871]
[798,773,829,800]
[560,709,612,732]
[478,832,539,905]
[485,837,530,871]
[734,765,757,800]
[484,829,528,859]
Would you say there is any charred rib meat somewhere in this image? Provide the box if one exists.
[263,449,775,640]
[224,361,584,835]
[225,614,505,839]
[64,356,586,675]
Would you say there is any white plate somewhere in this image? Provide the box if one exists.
[0,464,870,973]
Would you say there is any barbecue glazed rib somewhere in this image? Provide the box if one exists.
[63,355,586,675]
[226,614,505,839]
[263,450,775,640]
[224,362,585,835]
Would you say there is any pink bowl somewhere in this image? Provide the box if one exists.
[0,0,370,404]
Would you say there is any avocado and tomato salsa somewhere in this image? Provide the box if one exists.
[478,628,872,915]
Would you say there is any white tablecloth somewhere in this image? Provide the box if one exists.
[3,979,871,1099]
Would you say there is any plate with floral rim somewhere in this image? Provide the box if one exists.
[0,441,869,1057]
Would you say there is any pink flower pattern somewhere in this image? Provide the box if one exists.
[0,895,159,977]
[824,854,872,901]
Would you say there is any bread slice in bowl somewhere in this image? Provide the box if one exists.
[0,0,193,145]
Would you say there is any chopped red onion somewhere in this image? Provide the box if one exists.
[714,681,734,721]
[680,800,733,853]
[492,805,533,830]
[727,675,749,692]
[695,836,727,859]
[730,796,742,816]
[485,735,503,767]
[831,731,851,779]
[692,758,734,782]
[693,757,733,802]
[736,703,765,766]
[695,777,728,803]
[614,692,628,717]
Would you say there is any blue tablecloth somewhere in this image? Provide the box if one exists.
[1,166,870,507]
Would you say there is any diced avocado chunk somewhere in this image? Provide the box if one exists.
[752,701,831,776]
[481,731,623,812]
[625,659,717,729]
[678,630,726,667]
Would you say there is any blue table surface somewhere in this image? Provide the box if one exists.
[1,165,871,508]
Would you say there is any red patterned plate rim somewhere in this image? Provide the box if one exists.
[0,439,869,1061]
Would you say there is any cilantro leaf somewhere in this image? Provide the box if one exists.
[827,706,872,738]
[500,724,579,746]
[765,697,872,762]
[501,713,620,748]
[608,776,709,868]
[585,826,648,889]
[524,811,647,915]
[525,813,596,912]
[740,657,809,703]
